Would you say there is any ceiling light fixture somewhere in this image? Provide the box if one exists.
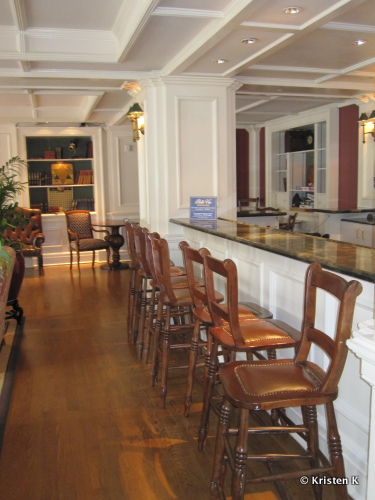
[213,59,226,64]
[352,39,367,46]
[283,7,302,14]
[241,38,257,44]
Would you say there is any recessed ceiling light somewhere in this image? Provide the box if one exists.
[283,6,302,14]
[241,38,258,44]
[352,39,367,46]
[213,59,226,64]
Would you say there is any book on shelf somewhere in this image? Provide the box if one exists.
[75,170,93,184]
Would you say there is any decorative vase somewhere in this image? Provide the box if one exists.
[7,251,25,324]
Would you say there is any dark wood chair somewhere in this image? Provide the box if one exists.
[65,210,110,273]
[237,197,259,212]
[279,212,297,231]
[179,241,274,417]
[3,207,45,275]
[210,262,362,500]
[198,254,301,451]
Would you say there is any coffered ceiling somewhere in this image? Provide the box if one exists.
[0,0,374,127]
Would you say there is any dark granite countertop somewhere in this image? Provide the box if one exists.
[237,210,286,217]
[341,217,375,225]
[314,208,375,214]
[170,217,375,283]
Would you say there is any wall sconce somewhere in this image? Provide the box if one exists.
[127,103,144,142]
[359,111,375,143]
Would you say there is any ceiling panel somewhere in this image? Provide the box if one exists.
[123,16,210,71]
[258,27,375,70]
[23,0,123,30]
[242,0,345,25]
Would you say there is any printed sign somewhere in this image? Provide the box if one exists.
[190,197,217,220]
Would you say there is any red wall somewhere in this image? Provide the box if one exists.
[236,129,249,200]
[339,104,359,210]
[259,127,265,205]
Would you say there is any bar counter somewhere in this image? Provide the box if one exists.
[170,216,373,500]
[170,217,375,283]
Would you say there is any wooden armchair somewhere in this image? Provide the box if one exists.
[3,207,45,275]
[65,210,110,273]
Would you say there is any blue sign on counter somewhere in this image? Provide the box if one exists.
[190,196,217,220]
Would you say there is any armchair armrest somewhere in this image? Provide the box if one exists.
[67,228,79,242]
[91,226,110,240]
[32,232,45,248]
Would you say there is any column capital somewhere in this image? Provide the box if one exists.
[141,72,242,91]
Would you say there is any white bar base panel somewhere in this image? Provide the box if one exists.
[347,321,375,500]
[171,222,374,500]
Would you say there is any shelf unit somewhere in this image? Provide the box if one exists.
[26,135,94,213]
[271,121,327,210]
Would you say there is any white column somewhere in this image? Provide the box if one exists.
[137,75,242,238]
[347,320,375,499]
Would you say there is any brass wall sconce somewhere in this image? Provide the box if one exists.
[127,103,144,142]
[359,111,375,143]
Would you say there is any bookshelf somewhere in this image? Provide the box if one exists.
[25,135,95,213]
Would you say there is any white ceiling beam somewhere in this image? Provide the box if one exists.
[81,94,105,122]
[236,96,277,113]
[9,0,27,32]
[152,7,223,19]
[236,75,373,93]
[107,111,128,127]
[114,0,159,63]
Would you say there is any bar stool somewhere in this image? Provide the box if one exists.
[199,254,301,451]
[210,262,362,500]
[133,225,155,359]
[151,237,197,408]
[142,231,189,365]
[124,220,140,344]
[179,241,274,418]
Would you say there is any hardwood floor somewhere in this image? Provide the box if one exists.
[0,264,338,500]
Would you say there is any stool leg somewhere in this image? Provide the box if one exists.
[151,299,163,386]
[184,318,201,416]
[326,402,349,500]
[137,276,149,359]
[198,338,219,451]
[143,287,156,364]
[133,283,143,345]
[231,408,249,500]
[127,268,136,343]
[210,396,231,500]
[160,305,171,408]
